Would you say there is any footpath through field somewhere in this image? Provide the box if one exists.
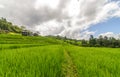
[62,47,78,77]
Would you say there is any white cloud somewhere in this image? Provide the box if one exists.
[63,0,80,17]
[0,0,120,39]
[0,4,4,8]
[99,32,120,39]
[35,20,65,36]
[34,0,60,10]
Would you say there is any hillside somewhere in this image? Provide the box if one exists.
[0,34,120,77]
[0,18,22,33]
[0,34,64,44]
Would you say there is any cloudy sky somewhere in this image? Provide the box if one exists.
[0,0,120,39]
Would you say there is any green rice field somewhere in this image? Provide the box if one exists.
[0,34,120,77]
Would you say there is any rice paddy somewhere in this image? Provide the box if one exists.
[0,34,120,77]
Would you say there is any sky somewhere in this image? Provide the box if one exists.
[90,18,120,36]
[0,0,120,39]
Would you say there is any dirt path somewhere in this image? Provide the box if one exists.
[62,49,78,77]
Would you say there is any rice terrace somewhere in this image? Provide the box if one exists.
[1,0,120,77]
[1,33,120,77]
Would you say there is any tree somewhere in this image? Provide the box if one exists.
[21,26,26,30]
[89,35,96,47]
[81,39,88,47]
[0,17,22,33]
[103,36,109,47]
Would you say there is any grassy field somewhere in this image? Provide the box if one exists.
[65,46,120,77]
[0,34,120,77]
[0,45,64,77]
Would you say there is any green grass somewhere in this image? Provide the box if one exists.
[65,45,120,77]
[0,34,63,44]
[1,34,120,77]
[0,45,64,77]
[0,44,44,50]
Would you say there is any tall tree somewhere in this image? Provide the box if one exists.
[89,35,96,47]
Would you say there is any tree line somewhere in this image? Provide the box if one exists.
[82,35,120,48]
[54,35,120,48]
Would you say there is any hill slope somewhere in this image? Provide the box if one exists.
[0,18,22,33]
[0,34,64,44]
[0,34,120,77]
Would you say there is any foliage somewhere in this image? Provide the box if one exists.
[0,17,22,33]
[81,35,120,48]
[0,34,64,44]
[0,34,120,77]
[65,45,120,77]
[0,45,64,77]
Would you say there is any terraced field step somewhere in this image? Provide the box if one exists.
[0,44,51,50]
[62,49,78,77]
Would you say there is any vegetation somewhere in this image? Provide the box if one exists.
[81,35,120,48]
[0,45,64,77]
[0,18,22,33]
[0,34,120,77]
[0,34,64,44]
[65,46,120,77]
[0,18,120,77]
[53,35,81,46]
